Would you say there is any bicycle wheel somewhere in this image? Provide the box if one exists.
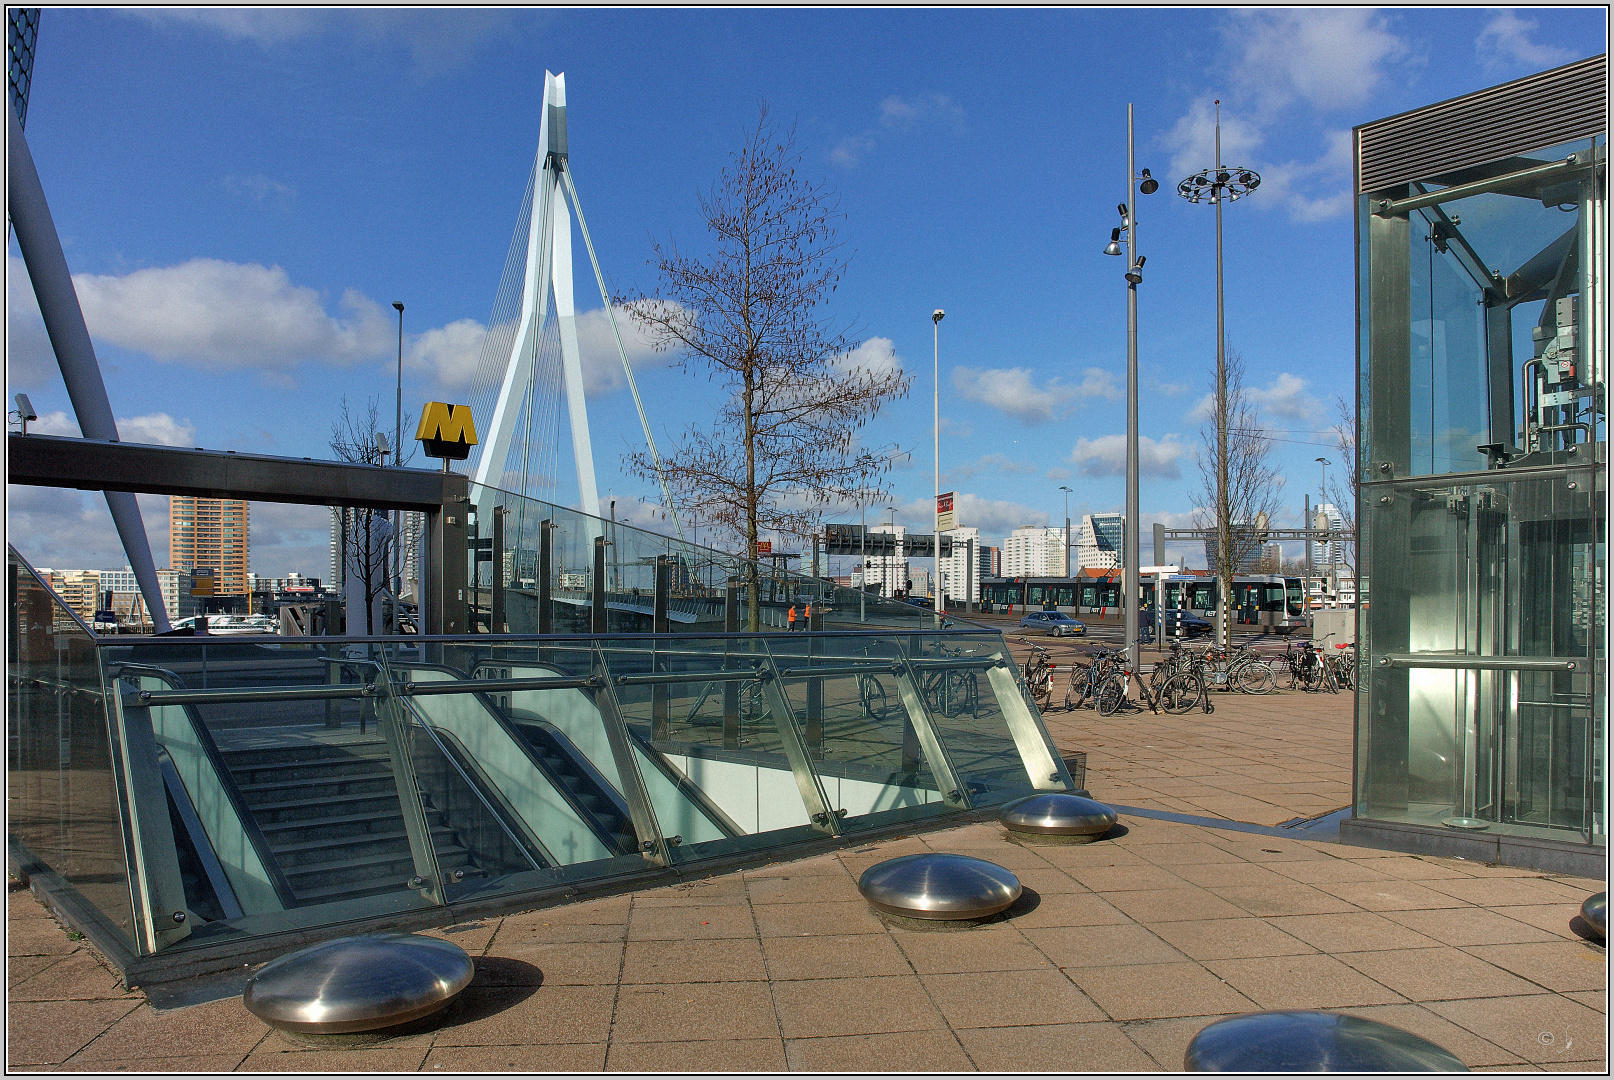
[1235,660,1275,695]
[1097,673,1127,716]
[1157,672,1200,714]
[860,675,888,720]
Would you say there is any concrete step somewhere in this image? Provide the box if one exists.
[244,790,407,824]
[228,756,393,787]
[219,739,389,769]
[235,771,397,802]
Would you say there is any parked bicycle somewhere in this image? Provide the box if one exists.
[1019,639,1055,710]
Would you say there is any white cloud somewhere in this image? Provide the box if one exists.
[1161,10,1410,224]
[890,492,1052,545]
[222,174,295,206]
[1246,372,1319,422]
[1070,434,1188,479]
[131,9,317,45]
[835,336,904,382]
[26,410,197,447]
[7,256,57,387]
[73,258,394,372]
[950,452,1038,481]
[952,367,1077,424]
[1476,12,1579,75]
[831,94,965,167]
[407,318,487,390]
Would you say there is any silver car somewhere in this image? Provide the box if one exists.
[1018,611,1086,636]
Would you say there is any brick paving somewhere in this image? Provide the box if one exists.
[7,686,1606,1072]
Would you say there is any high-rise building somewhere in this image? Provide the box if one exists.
[47,570,100,622]
[1203,521,1268,574]
[859,524,907,598]
[938,527,980,603]
[1076,514,1124,572]
[170,497,250,595]
[1003,526,1065,578]
[1311,503,1347,567]
[981,545,1001,578]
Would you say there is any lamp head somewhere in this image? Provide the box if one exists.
[1103,228,1123,256]
[1125,255,1146,284]
[932,309,945,323]
[1117,202,1128,219]
[374,431,391,456]
[392,301,404,313]
[13,393,36,422]
[1138,168,1158,195]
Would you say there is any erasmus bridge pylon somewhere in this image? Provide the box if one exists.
[464,71,679,540]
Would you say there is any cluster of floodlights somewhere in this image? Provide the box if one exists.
[1103,164,1263,282]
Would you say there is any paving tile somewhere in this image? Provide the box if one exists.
[619,936,766,983]
[1167,861,1294,889]
[1119,1013,1242,1070]
[1147,918,1315,962]
[1336,946,1545,1001]
[488,938,624,985]
[784,1030,973,1072]
[418,919,500,955]
[7,955,65,986]
[1067,863,1193,893]
[1339,1002,1529,1069]
[761,933,913,980]
[610,981,778,1043]
[57,1053,250,1072]
[1265,858,1393,884]
[7,950,135,1001]
[769,975,946,1038]
[1125,841,1237,865]
[751,898,885,937]
[1210,882,1361,917]
[1462,941,1609,993]
[1422,876,1589,908]
[1001,890,1130,929]
[5,920,84,958]
[1563,989,1604,1013]
[886,926,1051,975]
[1360,855,1481,880]
[1100,886,1252,924]
[424,1043,608,1070]
[605,1037,785,1072]
[626,901,757,941]
[5,1000,142,1066]
[1025,922,1188,969]
[432,984,615,1046]
[1427,994,1606,1066]
[239,1047,429,1071]
[636,874,752,901]
[1314,878,1473,911]
[68,996,268,1061]
[1204,953,1406,1010]
[1007,865,1091,895]
[1065,962,1257,1022]
[744,872,856,905]
[956,1020,1158,1071]
[1486,903,1590,940]
[922,968,1107,1027]
[1264,911,1445,953]
[491,918,627,944]
[1378,906,1563,947]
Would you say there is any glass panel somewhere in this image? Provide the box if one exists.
[96,636,438,939]
[1358,469,1604,842]
[7,549,136,951]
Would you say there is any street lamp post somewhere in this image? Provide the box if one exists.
[1177,100,1260,649]
[932,308,945,628]
[1315,456,1332,601]
[886,506,898,600]
[392,300,404,635]
[1059,485,1073,578]
[1101,103,1158,669]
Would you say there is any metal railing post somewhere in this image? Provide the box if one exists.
[723,579,741,749]
[592,535,608,634]
[890,652,971,810]
[805,607,824,751]
[652,556,671,741]
[589,647,671,865]
[372,668,447,904]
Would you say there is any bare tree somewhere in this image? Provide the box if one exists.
[621,108,911,629]
[330,396,411,634]
[1325,393,1357,574]
[1192,350,1285,643]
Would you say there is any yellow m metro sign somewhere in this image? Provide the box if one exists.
[416,402,479,461]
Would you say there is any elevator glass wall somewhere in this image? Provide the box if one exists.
[1356,79,1606,860]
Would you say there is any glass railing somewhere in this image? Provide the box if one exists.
[466,479,967,634]
[10,548,1070,968]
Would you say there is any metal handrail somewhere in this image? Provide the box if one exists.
[1377,653,1584,672]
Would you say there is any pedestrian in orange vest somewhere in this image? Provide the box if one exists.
[804,602,812,629]
[788,604,798,631]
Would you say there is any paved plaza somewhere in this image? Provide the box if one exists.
[8,685,1606,1073]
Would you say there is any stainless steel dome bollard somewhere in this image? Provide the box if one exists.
[857,853,1021,921]
[999,792,1117,843]
[1581,891,1606,938]
[1184,1010,1468,1072]
[244,933,475,1036]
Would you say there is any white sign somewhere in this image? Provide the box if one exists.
[936,491,955,533]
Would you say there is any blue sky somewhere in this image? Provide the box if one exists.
[7,7,1606,578]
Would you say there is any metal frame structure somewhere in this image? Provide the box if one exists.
[8,433,470,635]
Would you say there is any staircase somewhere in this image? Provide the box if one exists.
[220,739,478,906]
